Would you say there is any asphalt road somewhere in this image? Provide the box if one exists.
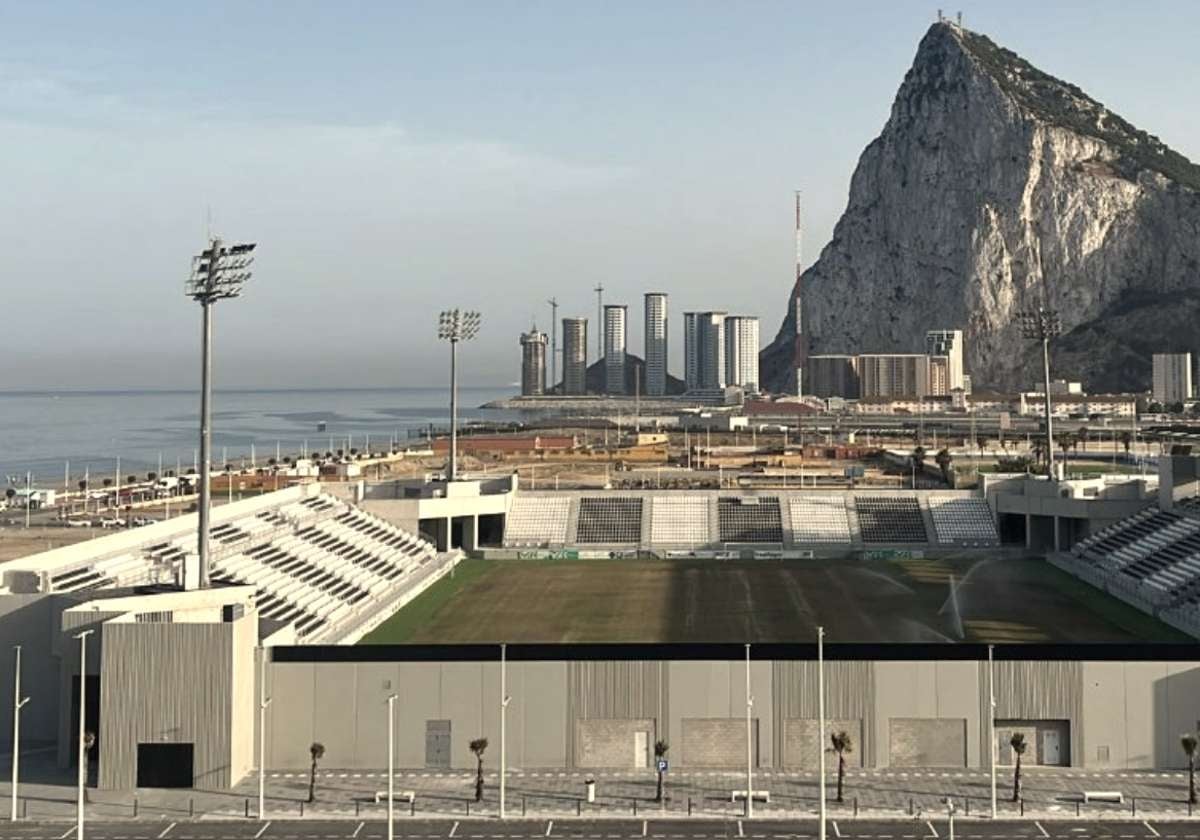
[5,819,1200,840]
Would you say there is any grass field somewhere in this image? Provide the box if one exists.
[360,554,1189,644]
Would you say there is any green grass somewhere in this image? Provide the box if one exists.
[360,557,494,644]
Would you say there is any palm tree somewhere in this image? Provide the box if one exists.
[307,742,325,803]
[1077,427,1090,452]
[654,740,669,802]
[102,478,113,488]
[1183,734,1198,805]
[934,448,953,485]
[4,488,14,501]
[1010,732,1027,802]
[829,731,852,803]
[146,471,157,482]
[469,738,488,802]
[911,446,926,487]
[1119,431,1133,455]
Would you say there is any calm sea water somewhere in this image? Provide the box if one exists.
[0,387,517,483]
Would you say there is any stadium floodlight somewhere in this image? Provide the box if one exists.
[1017,306,1062,480]
[75,629,93,840]
[437,310,482,482]
[11,645,30,821]
[187,237,256,587]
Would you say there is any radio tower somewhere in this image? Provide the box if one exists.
[594,284,605,362]
[547,297,558,392]
[792,190,806,396]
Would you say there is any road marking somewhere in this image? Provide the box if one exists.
[925,821,939,838]
[353,822,365,838]
[159,823,176,838]
[58,829,76,840]
[1035,822,1049,838]
[832,822,844,839]
[739,821,745,838]
[546,821,554,837]
[1146,823,1162,838]
[450,822,460,838]
[254,822,271,840]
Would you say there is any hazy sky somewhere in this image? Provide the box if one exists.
[2,1,1198,390]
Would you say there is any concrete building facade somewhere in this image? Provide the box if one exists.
[723,316,760,393]
[808,355,860,399]
[925,330,965,391]
[1153,353,1194,405]
[643,293,668,397]
[519,329,548,396]
[604,305,627,395]
[858,354,931,398]
[561,318,588,396]
[683,312,726,391]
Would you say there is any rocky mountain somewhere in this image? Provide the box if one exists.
[761,22,1200,394]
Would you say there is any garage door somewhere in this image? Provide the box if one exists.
[888,718,966,767]
[681,718,758,768]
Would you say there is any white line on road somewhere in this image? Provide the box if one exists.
[1035,822,1050,838]
[450,821,460,838]
[158,822,176,838]
[546,821,554,837]
[832,822,844,839]
[254,821,271,839]
[1145,824,1162,839]
[58,828,76,840]
[353,821,365,838]
[925,821,939,839]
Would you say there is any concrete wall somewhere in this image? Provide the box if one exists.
[0,595,58,750]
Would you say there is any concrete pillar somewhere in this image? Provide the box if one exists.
[1053,516,1061,552]
[462,516,478,552]
[1025,513,1033,550]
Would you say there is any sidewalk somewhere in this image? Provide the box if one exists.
[2,756,1196,823]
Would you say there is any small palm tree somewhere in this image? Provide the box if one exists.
[307,742,325,803]
[1183,734,1198,805]
[829,731,852,803]
[470,738,488,802]
[934,448,953,485]
[654,740,669,802]
[1119,430,1132,455]
[1010,732,1027,802]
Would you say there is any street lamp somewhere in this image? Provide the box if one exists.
[11,645,30,821]
[258,645,271,820]
[988,644,997,819]
[187,237,256,588]
[437,310,481,482]
[387,693,398,840]
[1017,306,1062,480]
[74,629,93,840]
[500,643,511,819]
[744,643,754,818]
[817,626,826,840]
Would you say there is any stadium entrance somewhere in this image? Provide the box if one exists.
[136,743,194,787]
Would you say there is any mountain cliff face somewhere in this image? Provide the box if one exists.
[761,22,1200,394]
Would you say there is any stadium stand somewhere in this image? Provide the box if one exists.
[503,495,572,545]
[855,496,928,543]
[788,496,852,543]
[650,496,710,544]
[719,496,783,543]
[576,497,643,543]
[928,496,999,545]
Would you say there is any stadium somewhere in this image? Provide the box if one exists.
[2,454,1200,789]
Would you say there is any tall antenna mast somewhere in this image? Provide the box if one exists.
[547,297,559,391]
[594,284,605,362]
[793,190,805,396]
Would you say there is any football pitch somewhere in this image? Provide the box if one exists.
[360,555,1189,644]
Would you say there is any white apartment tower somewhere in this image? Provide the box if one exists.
[643,293,668,396]
[561,317,588,395]
[925,329,965,391]
[1153,353,1194,405]
[724,316,760,392]
[683,311,726,390]
[603,304,628,395]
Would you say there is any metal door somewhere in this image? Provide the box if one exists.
[634,731,649,768]
[1041,729,1061,765]
[426,720,451,768]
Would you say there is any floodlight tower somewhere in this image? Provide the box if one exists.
[437,309,481,482]
[187,237,255,587]
[1017,305,1062,480]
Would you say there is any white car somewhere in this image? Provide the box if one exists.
[65,519,92,528]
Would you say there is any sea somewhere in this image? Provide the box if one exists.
[0,387,518,485]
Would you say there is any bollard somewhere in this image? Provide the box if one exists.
[577,798,582,817]
[1020,798,1024,817]
[909,798,914,816]
[633,798,638,816]
[299,800,303,818]
[965,798,969,817]
[1190,799,1194,818]
[854,797,858,818]
[355,800,360,817]
[1076,800,1081,817]
[246,798,251,819]
[688,796,693,816]
[133,797,138,818]
[523,795,527,817]
[1132,797,1136,817]
[466,800,470,817]
[190,798,195,818]
[410,798,416,817]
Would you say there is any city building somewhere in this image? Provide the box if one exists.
[561,317,588,395]
[1153,353,1194,405]
[807,355,860,399]
[683,311,726,391]
[603,304,627,395]
[925,329,965,390]
[643,293,668,397]
[857,353,931,398]
[723,315,759,393]
[519,328,547,396]
[928,355,949,396]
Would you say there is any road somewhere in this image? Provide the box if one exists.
[5,819,1200,840]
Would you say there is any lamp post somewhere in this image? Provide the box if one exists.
[258,645,271,820]
[75,630,93,840]
[500,643,511,819]
[437,310,481,482]
[11,645,30,821]
[744,643,754,818]
[1017,306,1062,480]
[988,644,997,819]
[387,693,397,840]
[187,237,255,587]
[818,626,826,840]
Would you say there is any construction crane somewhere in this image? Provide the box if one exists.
[546,297,558,392]
[594,284,604,361]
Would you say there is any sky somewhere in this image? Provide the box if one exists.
[2,1,1199,390]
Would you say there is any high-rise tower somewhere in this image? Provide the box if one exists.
[561,317,588,395]
[603,304,627,394]
[724,316,760,392]
[519,328,548,396]
[643,292,668,396]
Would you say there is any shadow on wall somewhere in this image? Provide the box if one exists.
[1154,666,1200,769]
